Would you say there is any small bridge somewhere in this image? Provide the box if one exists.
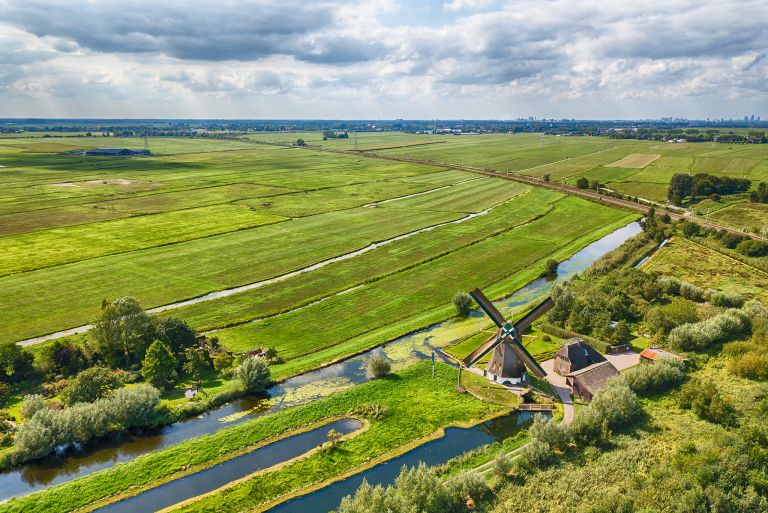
[517,403,555,411]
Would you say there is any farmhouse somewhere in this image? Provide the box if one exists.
[639,347,686,364]
[566,361,619,401]
[83,148,151,156]
[553,338,606,376]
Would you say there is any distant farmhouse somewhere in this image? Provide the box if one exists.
[553,338,606,376]
[65,148,151,157]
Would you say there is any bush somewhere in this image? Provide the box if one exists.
[679,282,706,302]
[736,239,768,257]
[658,276,681,296]
[0,345,34,383]
[668,308,751,351]
[711,291,746,308]
[20,394,47,420]
[349,403,389,420]
[622,359,685,395]
[236,356,271,393]
[452,292,473,317]
[367,354,391,379]
[212,352,234,372]
[729,353,768,380]
[576,177,589,189]
[679,379,738,427]
[543,258,559,276]
[14,384,160,460]
[60,367,122,405]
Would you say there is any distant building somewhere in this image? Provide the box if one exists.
[83,148,151,156]
[553,338,606,376]
[639,348,686,365]
[566,361,619,401]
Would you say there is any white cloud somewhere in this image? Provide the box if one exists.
[443,0,495,13]
[0,0,766,118]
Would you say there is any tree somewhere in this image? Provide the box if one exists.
[92,297,156,367]
[38,341,88,377]
[327,428,342,449]
[212,352,234,371]
[155,317,197,359]
[141,340,178,390]
[576,177,589,189]
[368,354,391,379]
[612,319,632,344]
[236,356,270,393]
[590,179,600,191]
[0,345,34,383]
[543,173,551,182]
[452,292,473,316]
[61,367,122,405]
[543,258,559,276]
[182,347,212,382]
[295,138,306,146]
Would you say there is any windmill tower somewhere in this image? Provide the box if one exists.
[143,132,150,154]
[462,289,552,385]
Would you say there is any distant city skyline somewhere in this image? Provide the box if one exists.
[0,0,766,119]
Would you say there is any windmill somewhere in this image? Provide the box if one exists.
[461,289,553,385]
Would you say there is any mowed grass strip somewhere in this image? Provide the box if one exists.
[707,200,768,231]
[215,197,630,361]
[379,177,529,213]
[0,207,462,343]
[606,153,661,168]
[0,205,287,276]
[1,362,500,513]
[167,186,550,331]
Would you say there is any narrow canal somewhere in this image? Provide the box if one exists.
[95,418,363,513]
[0,221,641,501]
[267,412,543,513]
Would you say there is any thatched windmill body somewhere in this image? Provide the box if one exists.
[462,289,552,385]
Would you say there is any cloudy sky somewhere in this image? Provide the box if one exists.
[1,0,766,119]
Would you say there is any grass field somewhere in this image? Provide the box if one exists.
[644,237,768,303]
[1,362,501,513]
[607,153,661,168]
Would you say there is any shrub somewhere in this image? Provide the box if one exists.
[236,356,271,393]
[711,291,746,308]
[367,354,391,379]
[452,292,473,317]
[492,450,513,477]
[736,239,768,257]
[20,394,47,420]
[668,308,751,351]
[679,379,738,427]
[622,359,685,395]
[14,384,160,460]
[543,258,559,276]
[729,353,768,380]
[349,403,389,420]
[212,352,234,372]
[38,341,88,377]
[679,282,706,302]
[658,276,681,296]
[60,367,122,405]
[644,299,700,336]
[576,177,589,189]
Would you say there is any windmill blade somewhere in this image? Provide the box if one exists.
[462,331,502,368]
[469,289,506,328]
[513,297,555,334]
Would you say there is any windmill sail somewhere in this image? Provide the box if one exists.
[462,289,549,378]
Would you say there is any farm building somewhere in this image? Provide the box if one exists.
[83,148,151,156]
[566,361,619,401]
[553,338,606,376]
[639,348,686,364]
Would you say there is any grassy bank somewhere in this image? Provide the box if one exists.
[1,362,502,513]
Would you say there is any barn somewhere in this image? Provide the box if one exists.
[566,361,619,401]
[553,338,606,376]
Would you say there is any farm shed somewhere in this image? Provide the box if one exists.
[553,338,606,376]
[566,361,619,401]
[639,348,686,365]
